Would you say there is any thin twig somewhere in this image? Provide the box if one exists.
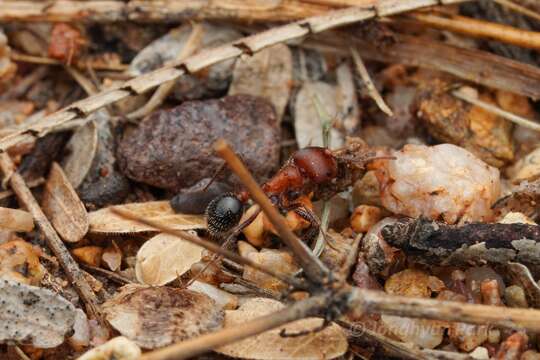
[452,87,540,132]
[349,288,540,331]
[127,22,205,120]
[408,12,540,50]
[494,0,540,24]
[109,207,307,290]
[214,139,331,284]
[10,52,128,71]
[0,153,105,326]
[0,1,469,152]
[350,47,393,116]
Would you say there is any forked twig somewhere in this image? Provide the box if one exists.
[110,207,307,290]
[214,139,331,285]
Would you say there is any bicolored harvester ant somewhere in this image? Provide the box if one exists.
[204,138,382,246]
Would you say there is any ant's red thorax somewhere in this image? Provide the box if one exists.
[237,147,339,203]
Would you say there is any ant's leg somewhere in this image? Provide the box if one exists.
[202,161,228,191]
[294,206,339,250]
[293,206,321,244]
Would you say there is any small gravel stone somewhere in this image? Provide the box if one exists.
[117,95,280,192]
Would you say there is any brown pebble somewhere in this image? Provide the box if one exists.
[117,95,280,192]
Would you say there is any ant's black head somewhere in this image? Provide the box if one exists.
[205,193,244,236]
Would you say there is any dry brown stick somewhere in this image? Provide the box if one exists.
[214,139,330,284]
[409,12,540,50]
[126,22,205,120]
[350,47,393,116]
[494,0,540,22]
[349,288,540,331]
[0,0,468,153]
[0,153,105,326]
[140,291,333,360]
[110,207,307,290]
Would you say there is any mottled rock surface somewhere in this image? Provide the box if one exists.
[117,95,280,191]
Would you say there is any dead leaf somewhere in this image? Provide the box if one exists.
[73,246,103,267]
[42,162,89,243]
[229,44,293,122]
[135,232,203,286]
[294,81,345,149]
[61,119,98,189]
[88,201,205,235]
[0,279,76,348]
[103,285,223,349]
[0,206,33,232]
[216,297,348,359]
[102,241,122,272]
[244,249,299,293]
[77,336,141,360]
[382,269,446,349]
[0,239,44,285]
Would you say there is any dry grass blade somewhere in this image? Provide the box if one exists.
[0,0,468,153]
[452,87,540,132]
[214,139,330,284]
[109,207,307,290]
[350,47,393,116]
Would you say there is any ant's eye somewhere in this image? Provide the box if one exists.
[205,193,243,236]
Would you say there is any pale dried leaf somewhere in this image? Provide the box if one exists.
[0,279,75,348]
[61,119,98,189]
[102,241,122,272]
[229,44,293,122]
[135,233,203,286]
[0,207,33,232]
[294,81,344,149]
[103,285,223,349]
[88,201,205,234]
[244,249,299,293]
[217,298,347,359]
[42,163,89,243]
[77,336,141,360]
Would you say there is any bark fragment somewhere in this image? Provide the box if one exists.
[381,217,540,267]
